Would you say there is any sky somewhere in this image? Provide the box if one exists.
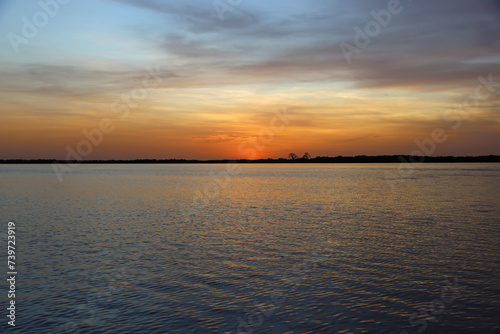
[0,0,499,160]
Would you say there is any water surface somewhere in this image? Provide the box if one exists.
[0,163,499,333]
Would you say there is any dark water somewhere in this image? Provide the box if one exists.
[0,163,499,333]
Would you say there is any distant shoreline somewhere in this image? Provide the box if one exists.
[1,155,499,164]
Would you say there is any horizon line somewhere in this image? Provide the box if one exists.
[1,155,500,164]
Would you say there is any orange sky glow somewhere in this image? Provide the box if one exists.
[1,0,499,159]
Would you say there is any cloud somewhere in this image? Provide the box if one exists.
[112,0,260,32]
[108,0,500,95]
[193,134,243,144]
[0,63,177,100]
[1,0,499,158]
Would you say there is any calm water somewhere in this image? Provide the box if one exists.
[0,163,499,334]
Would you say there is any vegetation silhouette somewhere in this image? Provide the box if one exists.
[1,155,499,164]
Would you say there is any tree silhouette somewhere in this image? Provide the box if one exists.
[288,153,298,160]
[302,152,311,159]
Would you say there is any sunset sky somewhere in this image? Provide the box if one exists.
[0,0,499,160]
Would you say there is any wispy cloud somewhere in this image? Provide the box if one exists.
[0,0,499,158]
